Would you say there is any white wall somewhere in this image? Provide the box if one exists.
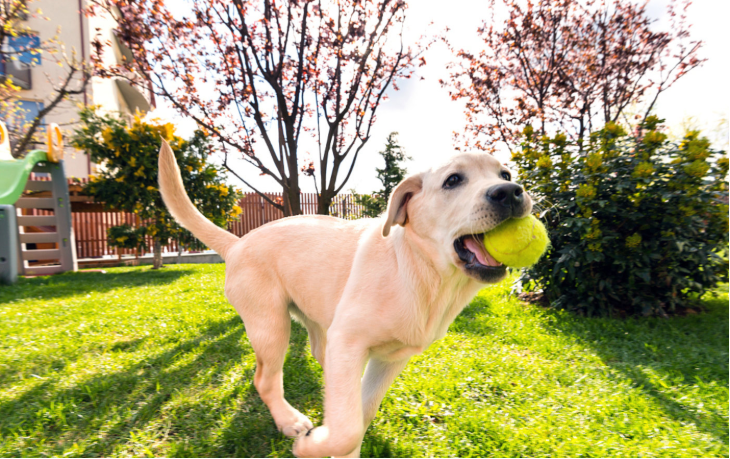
[16,0,141,178]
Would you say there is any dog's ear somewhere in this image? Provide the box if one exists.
[382,173,423,237]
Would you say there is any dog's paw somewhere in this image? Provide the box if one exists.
[276,411,314,437]
[292,426,361,458]
[292,427,321,458]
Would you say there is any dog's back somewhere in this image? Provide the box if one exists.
[224,214,374,328]
[159,137,385,328]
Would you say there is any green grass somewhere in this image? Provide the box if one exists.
[0,264,727,458]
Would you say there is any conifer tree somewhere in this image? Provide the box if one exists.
[355,132,411,218]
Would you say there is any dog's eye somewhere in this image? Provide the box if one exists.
[500,171,511,181]
[443,173,463,189]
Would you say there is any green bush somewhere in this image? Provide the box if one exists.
[513,117,728,317]
[107,224,147,252]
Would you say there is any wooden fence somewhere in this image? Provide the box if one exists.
[227,192,364,237]
[23,177,366,259]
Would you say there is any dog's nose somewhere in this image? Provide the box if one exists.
[486,183,524,209]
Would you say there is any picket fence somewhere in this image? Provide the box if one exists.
[23,178,365,259]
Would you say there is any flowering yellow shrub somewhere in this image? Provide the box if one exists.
[632,162,654,178]
[73,107,243,254]
[625,233,642,249]
[576,184,596,199]
[513,115,728,317]
[585,153,603,171]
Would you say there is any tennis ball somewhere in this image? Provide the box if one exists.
[483,215,549,268]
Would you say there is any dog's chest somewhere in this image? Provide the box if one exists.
[424,280,481,337]
[370,320,450,362]
[371,341,426,362]
[371,313,459,362]
[373,286,479,362]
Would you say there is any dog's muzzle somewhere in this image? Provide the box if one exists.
[454,234,507,283]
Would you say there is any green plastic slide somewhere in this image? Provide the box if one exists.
[0,122,76,284]
[0,150,49,205]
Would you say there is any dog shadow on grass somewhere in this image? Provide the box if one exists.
[163,318,408,458]
[193,321,324,458]
[207,322,416,458]
[0,305,409,458]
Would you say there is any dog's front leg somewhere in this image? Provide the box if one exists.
[362,357,410,427]
[340,357,410,458]
[293,330,369,458]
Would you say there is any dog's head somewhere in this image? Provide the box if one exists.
[382,153,532,284]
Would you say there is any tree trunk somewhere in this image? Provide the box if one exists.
[317,190,334,215]
[577,116,585,153]
[153,238,163,269]
[177,242,184,265]
[289,190,301,215]
[282,183,302,216]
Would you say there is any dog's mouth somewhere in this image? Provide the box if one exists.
[454,234,507,283]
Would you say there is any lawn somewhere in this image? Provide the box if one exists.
[0,264,727,458]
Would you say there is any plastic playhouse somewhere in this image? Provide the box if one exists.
[0,122,77,284]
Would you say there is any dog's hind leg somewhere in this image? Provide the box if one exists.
[305,322,328,370]
[287,305,327,371]
[230,287,313,437]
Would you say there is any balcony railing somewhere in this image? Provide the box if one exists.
[115,73,152,114]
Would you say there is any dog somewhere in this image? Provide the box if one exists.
[158,140,532,457]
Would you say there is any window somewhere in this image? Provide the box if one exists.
[1,99,45,154]
[17,100,44,130]
[1,33,40,89]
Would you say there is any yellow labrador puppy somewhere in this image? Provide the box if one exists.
[158,141,532,458]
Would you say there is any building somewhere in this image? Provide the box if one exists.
[5,0,153,178]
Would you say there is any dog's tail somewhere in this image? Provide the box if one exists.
[158,139,238,261]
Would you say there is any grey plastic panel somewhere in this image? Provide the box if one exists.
[0,205,18,284]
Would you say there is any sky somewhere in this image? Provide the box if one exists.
[150,0,729,195]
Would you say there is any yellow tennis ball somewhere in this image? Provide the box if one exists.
[483,215,549,268]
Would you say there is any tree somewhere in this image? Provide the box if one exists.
[87,0,428,216]
[0,0,90,156]
[354,131,410,218]
[443,0,704,154]
[72,107,242,269]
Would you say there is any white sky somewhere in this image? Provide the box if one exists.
[150,0,729,195]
